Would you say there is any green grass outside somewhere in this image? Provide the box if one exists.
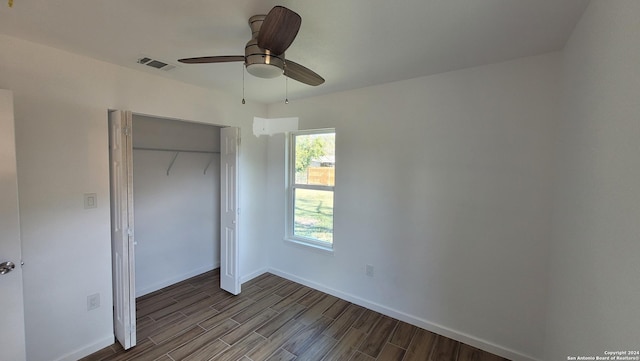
[294,188,334,243]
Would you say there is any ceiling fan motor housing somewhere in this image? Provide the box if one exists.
[245,15,285,78]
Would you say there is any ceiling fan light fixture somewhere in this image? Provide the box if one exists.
[246,63,283,78]
[245,51,284,79]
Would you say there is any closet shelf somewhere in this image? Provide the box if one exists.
[133,147,220,175]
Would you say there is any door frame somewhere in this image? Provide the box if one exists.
[0,89,27,360]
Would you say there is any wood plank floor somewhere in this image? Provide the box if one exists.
[80,270,509,361]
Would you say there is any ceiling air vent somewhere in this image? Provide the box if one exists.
[137,57,176,71]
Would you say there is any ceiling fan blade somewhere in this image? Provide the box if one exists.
[284,60,325,86]
[178,55,245,64]
[257,6,301,55]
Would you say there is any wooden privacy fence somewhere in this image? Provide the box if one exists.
[307,167,335,186]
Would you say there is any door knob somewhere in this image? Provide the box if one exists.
[0,261,16,275]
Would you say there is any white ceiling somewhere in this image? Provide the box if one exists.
[0,0,589,104]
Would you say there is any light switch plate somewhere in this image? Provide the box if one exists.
[84,193,97,209]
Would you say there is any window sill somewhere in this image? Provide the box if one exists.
[283,238,334,255]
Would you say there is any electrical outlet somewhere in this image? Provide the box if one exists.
[365,264,374,277]
[87,293,100,311]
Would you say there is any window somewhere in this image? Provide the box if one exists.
[287,129,336,249]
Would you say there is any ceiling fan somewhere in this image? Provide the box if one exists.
[178,6,324,86]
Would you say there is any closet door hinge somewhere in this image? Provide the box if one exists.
[123,126,132,137]
[127,228,137,246]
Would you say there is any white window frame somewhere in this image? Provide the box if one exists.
[286,128,335,251]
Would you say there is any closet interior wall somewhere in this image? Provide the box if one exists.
[132,114,221,297]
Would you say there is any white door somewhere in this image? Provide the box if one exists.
[0,90,27,360]
[108,110,136,349]
[220,127,241,295]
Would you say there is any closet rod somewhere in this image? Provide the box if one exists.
[133,147,220,154]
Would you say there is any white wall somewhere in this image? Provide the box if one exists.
[132,115,220,297]
[0,34,268,361]
[545,1,640,359]
[266,53,561,361]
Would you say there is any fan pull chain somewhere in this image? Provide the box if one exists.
[285,76,289,104]
[241,64,246,105]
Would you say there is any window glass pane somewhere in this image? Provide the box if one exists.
[293,188,333,244]
[294,132,335,186]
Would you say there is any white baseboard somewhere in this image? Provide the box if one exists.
[136,263,219,297]
[54,335,114,361]
[267,268,539,361]
[240,267,269,284]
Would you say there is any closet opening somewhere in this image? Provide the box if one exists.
[108,110,240,350]
[132,114,222,297]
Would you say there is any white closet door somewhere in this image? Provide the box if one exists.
[220,127,241,295]
[0,90,26,360]
[108,110,136,349]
